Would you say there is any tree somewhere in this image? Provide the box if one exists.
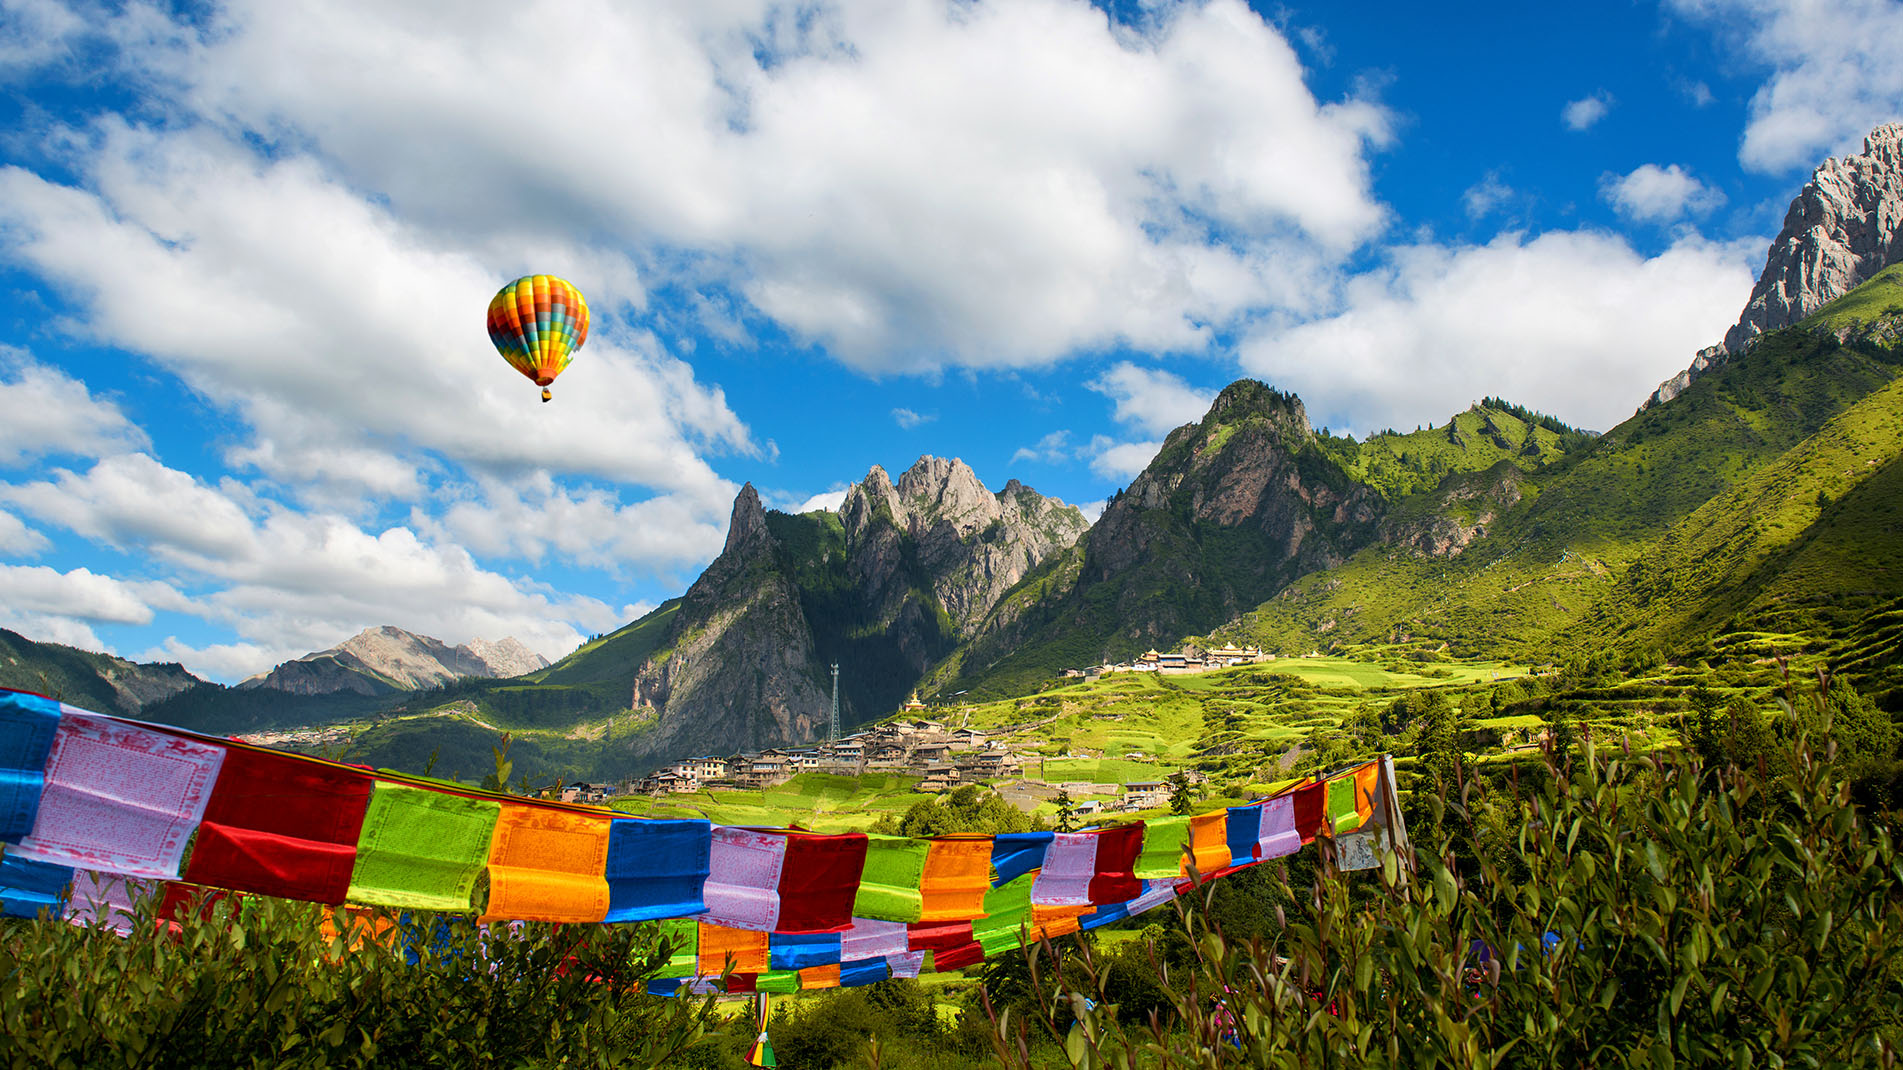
[1167,771,1195,815]
[1054,790,1076,833]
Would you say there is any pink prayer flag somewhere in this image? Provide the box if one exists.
[886,950,927,979]
[1127,880,1178,917]
[64,870,155,935]
[11,710,225,879]
[840,918,909,961]
[1255,794,1301,860]
[697,827,787,931]
[1030,832,1099,906]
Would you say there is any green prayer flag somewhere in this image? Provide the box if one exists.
[1328,776,1359,834]
[756,969,801,994]
[1134,815,1192,879]
[659,918,699,976]
[852,834,930,921]
[346,783,500,911]
[971,873,1035,948]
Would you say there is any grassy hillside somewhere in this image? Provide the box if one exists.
[0,628,199,717]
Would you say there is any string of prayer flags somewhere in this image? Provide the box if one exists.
[9,709,224,879]
[0,690,60,840]
[0,851,71,918]
[604,817,711,922]
[345,782,499,911]
[990,830,1052,886]
[481,803,613,922]
[917,835,992,921]
[179,745,372,904]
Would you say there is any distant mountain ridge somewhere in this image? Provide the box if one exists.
[239,626,549,695]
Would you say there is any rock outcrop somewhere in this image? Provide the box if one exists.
[624,468,1087,758]
[1646,122,1903,408]
[239,625,550,695]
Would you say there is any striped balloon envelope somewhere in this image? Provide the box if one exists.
[486,274,590,402]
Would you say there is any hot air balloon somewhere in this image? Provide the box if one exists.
[487,275,590,402]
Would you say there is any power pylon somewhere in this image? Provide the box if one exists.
[829,662,840,742]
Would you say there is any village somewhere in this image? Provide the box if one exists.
[579,644,1260,813]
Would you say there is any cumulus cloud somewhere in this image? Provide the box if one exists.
[891,408,934,430]
[0,349,147,465]
[0,509,49,555]
[1087,435,1162,480]
[1238,230,1762,434]
[1461,173,1516,221]
[1088,362,1217,436]
[1011,430,1072,466]
[20,0,1389,373]
[1601,164,1727,222]
[1,453,627,674]
[419,472,734,574]
[785,488,850,514]
[0,126,754,508]
[1668,0,1903,173]
[0,564,185,625]
[1562,91,1614,131]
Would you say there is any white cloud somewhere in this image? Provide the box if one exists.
[1681,79,1715,108]
[1600,164,1727,222]
[1562,90,1614,131]
[1461,173,1515,221]
[31,0,1390,373]
[0,124,754,510]
[1012,430,1072,465]
[0,509,49,555]
[1,454,629,675]
[1088,362,1216,436]
[891,407,934,430]
[0,349,147,465]
[0,0,88,80]
[0,610,106,652]
[1238,230,1762,433]
[136,637,295,682]
[1668,0,1903,172]
[419,472,733,574]
[0,564,184,625]
[786,489,849,514]
[1075,499,1106,524]
[1087,435,1162,481]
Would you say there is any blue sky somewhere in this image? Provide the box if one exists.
[1,0,1900,681]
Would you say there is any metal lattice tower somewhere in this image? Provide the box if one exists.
[829,662,840,742]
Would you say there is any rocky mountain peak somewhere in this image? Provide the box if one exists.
[896,456,1000,536]
[240,625,546,695]
[1646,122,1903,409]
[723,482,771,555]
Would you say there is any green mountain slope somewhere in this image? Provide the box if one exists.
[0,628,199,716]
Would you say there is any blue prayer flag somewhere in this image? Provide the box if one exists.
[769,931,843,970]
[1225,805,1263,868]
[0,852,72,918]
[990,831,1053,887]
[839,956,891,987]
[0,690,61,842]
[605,818,711,922]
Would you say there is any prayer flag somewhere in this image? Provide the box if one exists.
[1078,899,1129,931]
[746,1025,778,1066]
[1328,774,1359,834]
[1355,762,1381,824]
[482,802,613,922]
[180,746,372,904]
[0,851,71,919]
[929,939,984,972]
[0,689,61,841]
[1225,805,1262,867]
[1127,879,1178,917]
[798,963,842,989]
[698,827,787,930]
[769,932,842,971]
[990,831,1052,886]
[906,918,974,954]
[1030,901,1089,940]
[64,870,151,935]
[345,782,499,911]
[9,710,224,879]
[698,922,770,975]
[1291,780,1326,843]
[1257,794,1301,859]
[1086,824,1143,904]
[886,950,926,979]
[605,817,711,922]
[971,874,1035,954]
[1032,832,1099,906]
[918,836,992,921]
[839,956,890,988]
[774,831,867,933]
[657,917,699,976]
[852,834,929,921]
[839,917,909,961]
[756,969,800,994]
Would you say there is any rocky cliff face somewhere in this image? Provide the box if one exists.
[625,468,1086,759]
[938,381,1384,693]
[239,625,550,695]
[1647,122,1903,408]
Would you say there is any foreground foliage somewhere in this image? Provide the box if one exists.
[0,899,716,1069]
[989,727,1903,1068]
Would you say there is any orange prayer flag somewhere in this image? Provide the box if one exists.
[1355,762,1381,823]
[798,963,842,989]
[918,836,992,922]
[1181,811,1231,878]
[699,922,771,975]
[482,803,613,923]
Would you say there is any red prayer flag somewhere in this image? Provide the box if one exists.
[180,747,372,904]
[929,939,985,972]
[1291,781,1327,844]
[1086,824,1143,904]
[773,831,867,933]
[906,919,975,953]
